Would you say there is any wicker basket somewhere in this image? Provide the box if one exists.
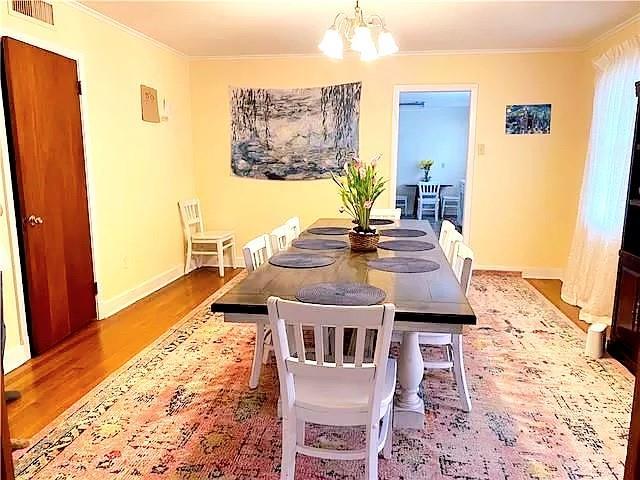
[348,230,380,252]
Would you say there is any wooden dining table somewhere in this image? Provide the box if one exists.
[212,218,476,430]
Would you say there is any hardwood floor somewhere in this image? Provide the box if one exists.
[5,267,241,440]
[525,278,587,332]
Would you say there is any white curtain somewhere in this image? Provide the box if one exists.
[562,37,640,324]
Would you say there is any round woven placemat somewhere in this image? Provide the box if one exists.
[268,253,335,269]
[307,227,351,236]
[292,239,348,250]
[296,282,386,306]
[380,228,427,238]
[368,257,440,273]
[377,240,435,251]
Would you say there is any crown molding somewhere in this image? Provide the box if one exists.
[64,0,186,58]
[585,11,640,50]
[190,46,582,62]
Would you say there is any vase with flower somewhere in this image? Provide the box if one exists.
[418,159,434,182]
[331,155,387,252]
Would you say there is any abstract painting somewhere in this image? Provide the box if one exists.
[230,82,361,180]
[505,104,551,134]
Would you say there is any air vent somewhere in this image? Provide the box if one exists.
[9,0,54,26]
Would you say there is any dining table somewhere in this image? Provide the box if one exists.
[211,218,477,430]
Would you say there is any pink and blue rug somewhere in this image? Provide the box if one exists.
[13,272,633,479]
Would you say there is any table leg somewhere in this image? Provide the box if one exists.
[394,331,425,429]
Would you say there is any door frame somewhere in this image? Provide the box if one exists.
[390,83,478,243]
[0,29,102,371]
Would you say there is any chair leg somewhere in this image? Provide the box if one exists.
[184,241,192,274]
[417,203,422,220]
[216,240,224,277]
[365,419,379,480]
[281,418,297,480]
[452,334,472,412]
[382,404,393,460]
[229,238,236,268]
[249,320,266,389]
[296,419,305,446]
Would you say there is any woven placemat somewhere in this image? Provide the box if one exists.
[368,257,440,273]
[380,228,427,238]
[268,253,335,269]
[307,227,351,236]
[296,282,386,306]
[377,240,435,251]
[292,239,348,250]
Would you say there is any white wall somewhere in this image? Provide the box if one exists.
[397,105,470,186]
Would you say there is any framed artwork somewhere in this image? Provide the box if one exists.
[506,104,551,134]
[140,85,160,123]
[230,82,361,180]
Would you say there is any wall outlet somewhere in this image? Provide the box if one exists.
[478,144,486,155]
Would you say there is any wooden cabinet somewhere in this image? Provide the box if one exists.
[610,81,640,375]
[610,252,640,373]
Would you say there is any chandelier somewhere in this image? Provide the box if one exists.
[319,0,399,61]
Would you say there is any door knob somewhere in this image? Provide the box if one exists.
[26,215,44,226]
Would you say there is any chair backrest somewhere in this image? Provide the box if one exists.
[243,234,273,272]
[178,199,204,239]
[418,182,440,197]
[370,208,401,220]
[267,297,395,417]
[285,217,301,241]
[438,220,456,250]
[443,229,463,264]
[451,241,474,295]
[270,224,291,253]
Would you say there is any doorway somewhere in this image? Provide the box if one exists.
[391,85,477,238]
[1,37,97,355]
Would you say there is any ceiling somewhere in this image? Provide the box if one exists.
[80,1,640,57]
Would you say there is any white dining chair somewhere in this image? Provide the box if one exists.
[419,241,474,412]
[242,234,274,389]
[268,297,396,480]
[416,182,440,221]
[178,199,235,277]
[440,184,461,222]
[370,208,401,220]
[395,195,408,216]
[285,217,301,242]
[442,229,463,264]
[270,224,291,253]
[438,219,456,252]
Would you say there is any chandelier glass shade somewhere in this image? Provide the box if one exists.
[319,1,398,61]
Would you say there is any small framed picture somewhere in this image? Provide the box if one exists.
[506,104,551,134]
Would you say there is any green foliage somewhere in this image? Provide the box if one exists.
[331,155,387,232]
[418,159,434,170]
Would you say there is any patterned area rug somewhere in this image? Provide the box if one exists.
[14,272,633,479]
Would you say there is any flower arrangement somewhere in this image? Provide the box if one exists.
[331,155,386,234]
[418,159,434,182]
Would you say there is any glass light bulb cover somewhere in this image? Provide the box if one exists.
[378,30,399,56]
[351,25,374,53]
[360,45,379,61]
[319,28,343,59]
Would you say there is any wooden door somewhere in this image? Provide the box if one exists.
[1,37,96,354]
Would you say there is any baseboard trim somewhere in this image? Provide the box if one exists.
[474,264,564,280]
[98,264,184,319]
[3,344,30,373]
